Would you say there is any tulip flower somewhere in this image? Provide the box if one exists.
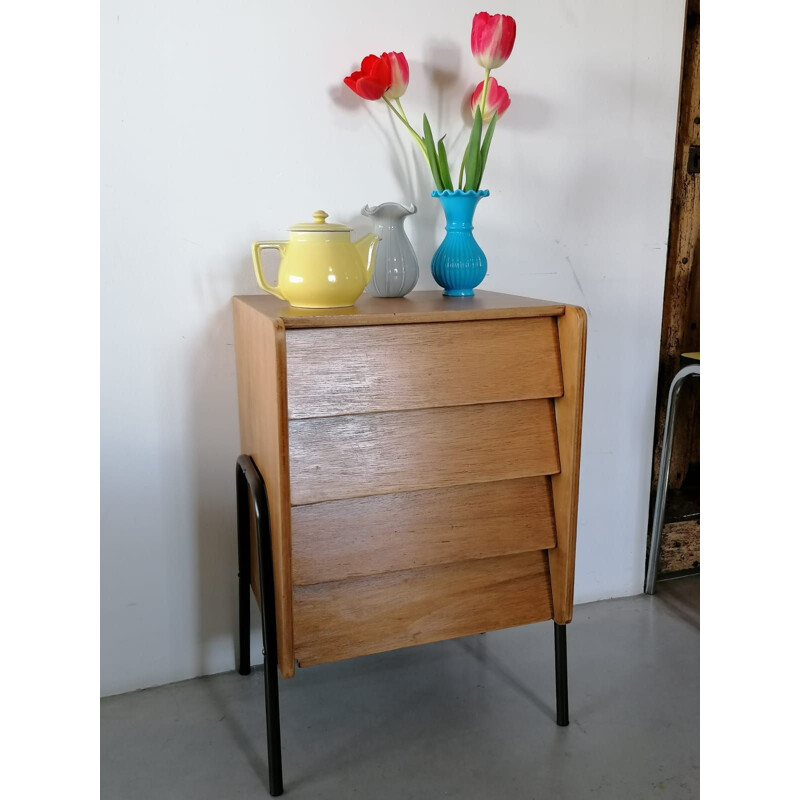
[382,51,409,99]
[343,54,391,100]
[344,51,429,168]
[342,12,518,193]
[470,77,510,121]
[471,12,516,70]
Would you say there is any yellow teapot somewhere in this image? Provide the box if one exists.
[252,210,381,308]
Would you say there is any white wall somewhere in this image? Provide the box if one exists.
[101,0,685,696]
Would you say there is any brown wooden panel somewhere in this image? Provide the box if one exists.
[288,399,560,505]
[286,318,562,418]
[547,305,587,625]
[292,477,556,585]
[659,519,700,574]
[232,298,295,677]
[652,0,700,492]
[293,551,554,666]
[235,290,565,329]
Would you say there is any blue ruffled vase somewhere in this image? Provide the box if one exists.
[430,189,489,296]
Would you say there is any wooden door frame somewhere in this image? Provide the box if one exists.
[649,0,700,575]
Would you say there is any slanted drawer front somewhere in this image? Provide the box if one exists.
[288,399,560,505]
[292,477,556,586]
[293,551,554,667]
[285,318,563,419]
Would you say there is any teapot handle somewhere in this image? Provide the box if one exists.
[251,241,287,300]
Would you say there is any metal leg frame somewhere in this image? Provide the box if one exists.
[644,364,700,595]
[236,462,252,677]
[554,623,569,726]
[236,455,284,797]
[237,455,574,791]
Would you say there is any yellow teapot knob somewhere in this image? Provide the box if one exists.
[312,210,328,225]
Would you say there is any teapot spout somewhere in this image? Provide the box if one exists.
[355,233,381,283]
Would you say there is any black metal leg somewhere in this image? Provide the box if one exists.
[236,456,284,797]
[554,623,569,727]
[236,464,251,676]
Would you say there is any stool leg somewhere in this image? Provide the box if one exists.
[554,623,569,726]
[237,456,284,797]
[236,463,251,676]
[644,364,700,594]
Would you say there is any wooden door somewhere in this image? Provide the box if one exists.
[650,0,700,577]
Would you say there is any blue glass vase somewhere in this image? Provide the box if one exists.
[430,189,489,297]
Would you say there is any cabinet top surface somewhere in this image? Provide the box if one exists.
[233,291,567,328]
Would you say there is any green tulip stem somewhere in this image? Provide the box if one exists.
[479,67,492,119]
[382,96,428,162]
[395,97,409,122]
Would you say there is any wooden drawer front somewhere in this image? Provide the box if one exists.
[288,399,560,505]
[285,318,563,419]
[293,551,554,666]
[292,477,556,586]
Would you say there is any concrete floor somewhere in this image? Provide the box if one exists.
[101,576,699,799]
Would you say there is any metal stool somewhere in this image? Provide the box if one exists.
[645,353,700,594]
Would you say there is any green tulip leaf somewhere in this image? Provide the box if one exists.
[463,106,483,191]
[477,112,498,188]
[423,114,444,191]
[437,137,454,191]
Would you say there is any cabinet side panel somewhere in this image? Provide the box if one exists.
[547,305,587,624]
[233,298,294,677]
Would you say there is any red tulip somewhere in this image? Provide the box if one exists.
[343,54,392,100]
[471,12,516,70]
[470,77,510,121]
[382,52,409,99]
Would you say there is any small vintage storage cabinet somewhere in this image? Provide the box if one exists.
[233,291,586,796]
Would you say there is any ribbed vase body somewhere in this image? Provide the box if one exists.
[362,202,419,298]
[430,190,489,297]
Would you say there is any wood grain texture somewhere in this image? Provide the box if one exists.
[286,318,563,419]
[291,477,556,585]
[234,290,565,329]
[288,399,560,505]
[653,0,700,492]
[547,305,587,625]
[232,297,295,678]
[293,551,554,666]
[658,519,700,573]
[233,289,585,674]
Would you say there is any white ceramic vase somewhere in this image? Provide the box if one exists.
[361,202,419,298]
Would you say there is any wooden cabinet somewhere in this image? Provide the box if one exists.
[233,291,586,680]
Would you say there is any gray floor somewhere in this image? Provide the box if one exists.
[101,577,699,799]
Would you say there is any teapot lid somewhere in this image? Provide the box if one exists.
[288,210,352,232]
